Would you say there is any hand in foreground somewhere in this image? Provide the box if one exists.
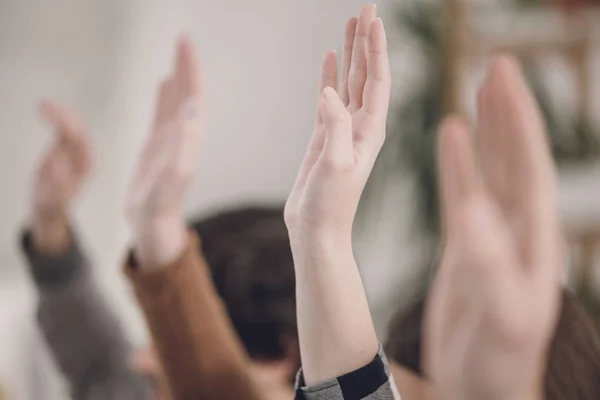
[424,56,563,400]
[285,6,390,245]
[284,5,391,385]
[126,36,203,268]
[32,101,93,252]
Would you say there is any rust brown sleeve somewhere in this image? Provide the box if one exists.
[124,232,262,400]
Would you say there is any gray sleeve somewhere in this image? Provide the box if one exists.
[294,345,400,400]
[21,229,151,400]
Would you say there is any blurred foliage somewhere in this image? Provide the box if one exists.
[375,0,600,240]
[362,0,600,324]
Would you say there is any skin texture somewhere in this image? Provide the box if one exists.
[424,56,563,400]
[284,4,391,386]
[126,36,203,269]
[31,101,93,253]
[126,37,294,400]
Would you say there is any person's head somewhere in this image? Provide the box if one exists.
[191,206,298,390]
[132,206,297,398]
[385,290,600,400]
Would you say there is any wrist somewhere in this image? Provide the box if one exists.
[32,215,70,254]
[132,215,188,270]
[288,225,352,250]
[289,231,355,277]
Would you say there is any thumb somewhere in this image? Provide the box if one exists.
[320,87,354,169]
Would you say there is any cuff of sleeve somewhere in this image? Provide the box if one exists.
[20,227,85,288]
[294,345,394,400]
[123,231,207,301]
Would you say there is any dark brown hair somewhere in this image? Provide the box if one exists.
[385,290,600,399]
[190,206,297,363]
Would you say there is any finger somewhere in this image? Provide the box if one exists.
[320,87,354,168]
[348,4,377,112]
[362,18,391,117]
[438,116,479,234]
[130,123,181,202]
[136,99,201,187]
[153,77,178,128]
[39,100,85,143]
[340,17,358,107]
[135,120,178,184]
[38,146,63,180]
[478,55,558,269]
[175,35,203,99]
[38,147,70,196]
[173,99,203,178]
[317,51,339,124]
[40,100,92,176]
[479,55,553,200]
[68,139,93,179]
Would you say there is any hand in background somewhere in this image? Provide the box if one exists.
[126,36,203,269]
[284,5,391,385]
[31,101,93,253]
[424,56,562,400]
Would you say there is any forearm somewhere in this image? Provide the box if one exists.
[292,234,379,386]
[21,227,148,399]
[38,273,148,399]
[126,233,261,400]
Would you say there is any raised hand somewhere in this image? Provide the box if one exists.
[285,5,389,244]
[284,5,391,385]
[126,36,203,268]
[31,101,93,251]
[424,56,563,400]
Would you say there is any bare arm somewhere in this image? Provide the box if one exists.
[23,102,148,399]
[124,36,261,400]
[284,4,393,393]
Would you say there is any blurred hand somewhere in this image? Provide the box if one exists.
[31,101,93,252]
[284,5,390,248]
[126,36,203,268]
[130,347,171,400]
[424,56,563,400]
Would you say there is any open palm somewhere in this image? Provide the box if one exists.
[284,5,390,241]
[32,101,92,222]
[126,36,203,267]
[425,57,563,400]
[126,36,203,227]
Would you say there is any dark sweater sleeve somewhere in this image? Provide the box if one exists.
[125,232,262,400]
[21,229,150,400]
